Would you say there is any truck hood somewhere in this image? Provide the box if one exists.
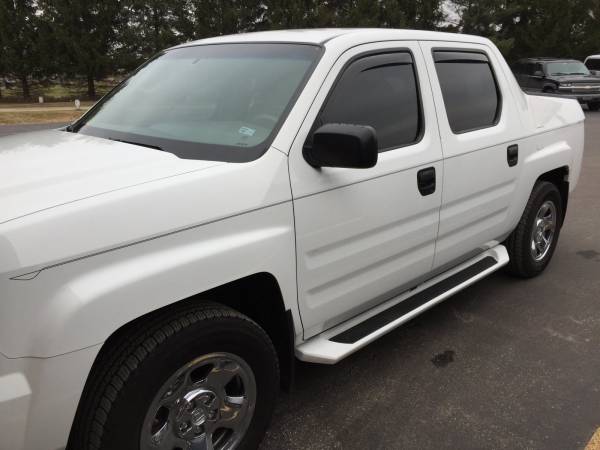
[550,74,600,84]
[0,134,290,278]
[0,130,224,224]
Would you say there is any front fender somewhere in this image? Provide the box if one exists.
[0,203,298,358]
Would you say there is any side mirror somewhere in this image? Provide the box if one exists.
[303,123,378,169]
[533,70,545,77]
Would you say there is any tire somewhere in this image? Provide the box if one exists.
[68,303,279,450]
[588,102,600,111]
[505,181,563,278]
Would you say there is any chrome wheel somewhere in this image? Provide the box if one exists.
[140,353,256,450]
[530,200,557,262]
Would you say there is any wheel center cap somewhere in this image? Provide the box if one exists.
[190,408,207,426]
[175,388,220,436]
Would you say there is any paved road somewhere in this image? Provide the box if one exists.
[261,112,600,450]
[0,106,89,113]
[0,122,67,136]
[2,114,599,450]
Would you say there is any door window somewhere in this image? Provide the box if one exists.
[534,63,544,75]
[310,52,422,152]
[433,50,501,134]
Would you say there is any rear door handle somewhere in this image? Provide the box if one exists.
[417,167,436,196]
[507,144,519,167]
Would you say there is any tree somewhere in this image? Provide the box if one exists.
[120,0,182,61]
[500,0,595,61]
[453,0,516,56]
[581,0,600,57]
[0,14,4,99]
[188,0,267,38]
[2,0,600,103]
[40,0,127,98]
[378,0,447,29]
[264,0,447,30]
[453,0,599,62]
[263,0,320,29]
[0,0,42,98]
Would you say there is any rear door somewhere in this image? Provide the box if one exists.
[289,41,443,338]
[419,41,526,271]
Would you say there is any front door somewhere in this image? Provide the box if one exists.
[289,41,443,338]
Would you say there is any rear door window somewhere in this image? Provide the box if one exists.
[433,50,501,134]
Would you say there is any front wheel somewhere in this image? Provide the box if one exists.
[68,304,279,450]
[505,181,563,278]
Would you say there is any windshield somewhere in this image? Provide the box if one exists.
[546,61,590,76]
[74,43,322,161]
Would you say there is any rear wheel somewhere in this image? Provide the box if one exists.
[68,303,279,450]
[505,181,563,278]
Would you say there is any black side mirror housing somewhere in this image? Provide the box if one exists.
[303,123,378,169]
[533,70,545,77]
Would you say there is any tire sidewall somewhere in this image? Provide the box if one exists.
[100,316,279,450]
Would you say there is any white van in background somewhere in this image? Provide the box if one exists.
[585,54,600,75]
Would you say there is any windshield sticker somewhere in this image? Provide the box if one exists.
[238,126,256,137]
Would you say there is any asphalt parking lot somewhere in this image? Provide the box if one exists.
[1,112,599,449]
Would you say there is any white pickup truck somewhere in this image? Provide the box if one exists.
[0,29,584,450]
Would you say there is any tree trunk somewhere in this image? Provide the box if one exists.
[21,75,30,99]
[87,74,96,99]
[153,5,161,53]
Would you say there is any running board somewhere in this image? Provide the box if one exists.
[296,245,509,364]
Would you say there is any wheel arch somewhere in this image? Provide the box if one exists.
[67,272,297,447]
[81,272,296,396]
[536,165,570,225]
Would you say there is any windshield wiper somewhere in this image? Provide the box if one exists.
[109,137,163,151]
[65,119,86,133]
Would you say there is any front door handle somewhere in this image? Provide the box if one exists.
[417,167,436,196]
[507,144,519,167]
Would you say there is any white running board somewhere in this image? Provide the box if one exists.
[296,245,509,364]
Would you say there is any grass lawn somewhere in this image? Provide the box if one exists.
[0,78,119,103]
[0,94,95,124]
[0,78,114,125]
[0,101,95,109]
[0,108,88,125]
